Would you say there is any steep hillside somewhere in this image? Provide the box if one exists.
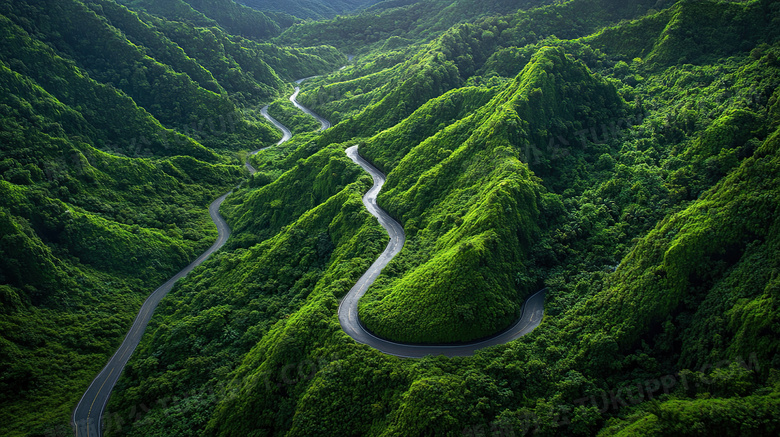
[293,0,669,143]
[356,47,626,343]
[588,0,780,69]
[0,0,345,434]
[102,0,780,435]
[2,0,779,436]
[276,0,668,53]
[0,35,242,435]
[241,0,383,20]
[0,0,346,150]
[119,0,295,40]
[105,144,389,437]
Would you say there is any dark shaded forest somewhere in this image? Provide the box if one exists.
[1,0,778,436]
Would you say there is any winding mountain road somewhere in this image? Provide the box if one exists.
[337,146,546,357]
[245,105,294,174]
[72,90,296,437]
[260,104,293,146]
[282,76,547,356]
[291,77,331,131]
[73,68,546,435]
[71,193,232,437]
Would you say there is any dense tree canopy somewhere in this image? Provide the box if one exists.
[1,0,779,436]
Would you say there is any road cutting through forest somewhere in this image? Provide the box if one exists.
[72,71,544,436]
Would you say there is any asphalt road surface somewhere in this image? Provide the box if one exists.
[71,193,232,437]
[290,77,331,131]
[261,105,293,146]
[338,145,546,358]
[245,105,294,174]
[72,96,297,437]
[72,70,545,436]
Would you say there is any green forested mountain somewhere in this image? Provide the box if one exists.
[355,46,628,343]
[240,0,383,20]
[1,0,779,436]
[118,0,298,40]
[0,0,343,434]
[274,0,670,53]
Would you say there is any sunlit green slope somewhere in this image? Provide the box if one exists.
[0,0,345,434]
[356,47,627,343]
[3,0,779,436]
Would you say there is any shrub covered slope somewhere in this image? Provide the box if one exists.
[2,0,780,436]
[0,0,344,434]
[108,0,780,436]
[102,0,780,435]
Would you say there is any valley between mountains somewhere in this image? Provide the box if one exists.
[1,1,779,436]
[75,75,551,435]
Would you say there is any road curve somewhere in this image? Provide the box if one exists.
[71,193,232,437]
[73,66,544,434]
[290,78,331,131]
[245,105,294,174]
[72,98,295,437]
[338,145,546,357]
[260,105,293,147]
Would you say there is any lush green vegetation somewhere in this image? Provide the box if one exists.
[242,0,383,20]
[266,99,322,136]
[0,56,242,433]
[118,0,296,40]
[105,0,780,434]
[0,0,346,435]
[2,0,780,436]
[355,46,627,343]
[275,0,555,53]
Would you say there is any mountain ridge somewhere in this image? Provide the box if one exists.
[0,0,778,436]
